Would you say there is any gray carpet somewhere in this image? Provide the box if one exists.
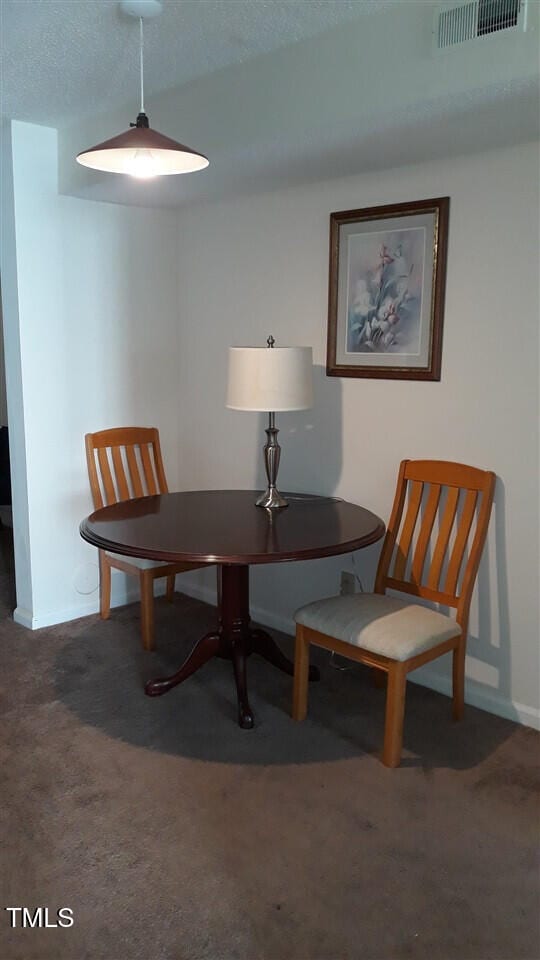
[0,528,538,960]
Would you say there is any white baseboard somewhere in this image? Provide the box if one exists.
[177,580,217,608]
[13,578,167,630]
[178,581,540,731]
[14,592,135,630]
[15,597,112,630]
[407,670,540,730]
[13,606,35,629]
[15,577,540,732]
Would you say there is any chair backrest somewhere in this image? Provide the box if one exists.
[375,460,495,630]
[85,427,169,510]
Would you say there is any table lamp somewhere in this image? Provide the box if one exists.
[226,336,313,509]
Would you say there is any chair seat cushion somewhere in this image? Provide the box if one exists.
[294,593,461,662]
[106,552,172,571]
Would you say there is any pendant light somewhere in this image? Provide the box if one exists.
[76,0,208,179]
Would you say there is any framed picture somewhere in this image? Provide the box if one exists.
[326,197,449,380]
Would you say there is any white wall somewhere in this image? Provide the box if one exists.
[0,121,33,614]
[0,121,180,627]
[175,140,540,729]
[2,123,538,729]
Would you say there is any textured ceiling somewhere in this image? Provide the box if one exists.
[0,0,390,126]
[3,0,538,209]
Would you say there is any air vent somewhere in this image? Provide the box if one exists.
[435,0,526,49]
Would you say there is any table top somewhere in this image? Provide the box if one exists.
[80,490,385,565]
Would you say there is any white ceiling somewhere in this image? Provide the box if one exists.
[1,0,390,126]
[2,0,538,208]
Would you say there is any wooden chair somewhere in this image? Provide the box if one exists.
[292,460,496,767]
[85,427,206,651]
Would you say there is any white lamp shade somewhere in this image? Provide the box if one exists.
[227,346,313,412]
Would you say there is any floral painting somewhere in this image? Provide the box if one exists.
[347,228,424,355]
[326,198,449,380]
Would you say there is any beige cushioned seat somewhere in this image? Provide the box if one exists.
[294,593,461,662]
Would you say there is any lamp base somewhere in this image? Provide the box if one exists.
[256,414,288,509]
[255,486,289,509]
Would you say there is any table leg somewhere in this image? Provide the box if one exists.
[250,627,320,681]
[220,565,255,729]
[144,563,316,725]
[231,640,254,729]
[145,631,221,696]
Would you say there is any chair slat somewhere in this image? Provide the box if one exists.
[140,444,158,495]
[427,486,460,590]
[393,480,423,580]
[85,435,104,509]
[375,460,408,593]
[126,447,144,498]
[458,480,496,615]
[152,434,169,493]
[411,483,441,584]
[444,489,478,595]
[111,447,130,502]
[97,448,117,505]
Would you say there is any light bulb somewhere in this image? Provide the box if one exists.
[126,149,159,179]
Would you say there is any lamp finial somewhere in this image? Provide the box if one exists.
[266,335,275,349]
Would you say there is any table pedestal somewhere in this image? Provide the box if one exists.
[145,564,319,728]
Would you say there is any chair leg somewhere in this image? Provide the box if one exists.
[166,574,175,603]
[99,550,111,620]
[452,637,466,722]
[140,570,155,652]
[382,662,407,768]
[292,625,310,721]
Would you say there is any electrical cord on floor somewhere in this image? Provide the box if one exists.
[351,550,365,593]
[329,651,351,671]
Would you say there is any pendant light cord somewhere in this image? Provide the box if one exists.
[139,17,145,113]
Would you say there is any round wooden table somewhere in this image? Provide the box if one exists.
[80,490,385,728]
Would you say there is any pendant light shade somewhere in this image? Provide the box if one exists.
[76,113,209,178]
[76,3,208,179]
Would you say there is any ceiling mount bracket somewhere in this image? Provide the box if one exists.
[120,0,162,20]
